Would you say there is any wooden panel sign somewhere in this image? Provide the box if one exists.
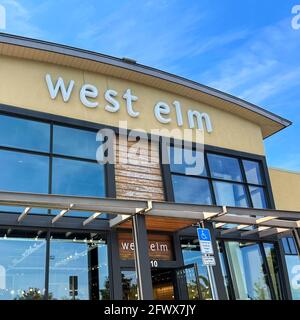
[118,233,173,261]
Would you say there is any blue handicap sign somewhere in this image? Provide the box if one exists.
[197,228,211,242]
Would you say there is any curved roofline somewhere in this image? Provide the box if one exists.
[0,32,292,130]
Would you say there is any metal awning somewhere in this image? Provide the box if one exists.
[0,191,299,238]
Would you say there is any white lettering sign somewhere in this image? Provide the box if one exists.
[154,102,171,124]
[45,74,213,133]
[80,84,99,108]
[202,255,216,266]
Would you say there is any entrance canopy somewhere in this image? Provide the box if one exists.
[0,191,299,240]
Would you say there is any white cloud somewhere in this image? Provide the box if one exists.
[270,155,300,172]
[189,29,250,56]
[77,2,205,69]
[240,67,300,104]
[200,18,300,105]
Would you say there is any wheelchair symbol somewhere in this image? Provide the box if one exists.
[201,230,208,240]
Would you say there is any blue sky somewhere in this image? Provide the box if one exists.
[1,0,300,171]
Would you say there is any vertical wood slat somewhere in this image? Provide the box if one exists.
[115,136,165,201]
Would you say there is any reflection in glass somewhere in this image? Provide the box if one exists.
[263,243,282,300]
[180,239,212,299]
[169,146,207,176]
[52,158,105,197]
[53,126,100,160]
[288,237,298,255]
[217,241,234,299]
[242,160,263,185]
[282,237,298,255]
[0,150,49,193]
[52,158,106,217]
[207,153,242,182]
[98,243,110,300]
[249,186,267,209]
[224,242,272,300]
[172,175,212,205]
[49,238,109,300]
[0,236,46,300]
[282,237,291,254]
[121,271,138,300]
[0,115,50,152]
[213,181,249,207]
[0,150,49,214]
[285,255,300,300]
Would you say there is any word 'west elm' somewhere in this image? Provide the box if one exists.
[45,74,213,133]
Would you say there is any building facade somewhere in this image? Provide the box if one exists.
[0,33,299,300]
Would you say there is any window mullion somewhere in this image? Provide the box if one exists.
[238,158,253,208]
[204,151,217,205]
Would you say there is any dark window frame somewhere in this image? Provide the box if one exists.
[217,239,284,300]
[282,236,298,256]
[164,142,272,210]
[0,112,112,214]
[0,106,117,300]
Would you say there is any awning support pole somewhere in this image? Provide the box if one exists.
[132,213,153,300]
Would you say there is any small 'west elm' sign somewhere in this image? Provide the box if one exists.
[45,74,213,133]
[118,233,173,261]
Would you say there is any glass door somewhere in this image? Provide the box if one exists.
[152,269,176,300]
[174,264,202,300]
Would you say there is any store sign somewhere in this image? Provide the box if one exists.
[202,255,216,266]
[118,233,173,261]
[45,74,213,133]
[197,228,214,255]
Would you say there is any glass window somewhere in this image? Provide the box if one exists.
[288,237,298,255]
[0,150,49,193]
[282,238,291,254]
[0,115,50,152]
[52,158,106,217]
[121,270,138,300]
[0,234,46,300]
[52,158,105,197]
[263,243,282,300]
[169,146,207,176]
[285,255,300,300]
[49,237,109,300]
[208,153,243,182]
[224,242,272,300]
[180,239,212,300]
[53,125,100,160]
[98,243,110,300]
[282,237,298,255]
[213,181,249,207]
[243,160,263,185]
[249,186,268,209]
[217,241,234,300]
[172,175,212,205]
